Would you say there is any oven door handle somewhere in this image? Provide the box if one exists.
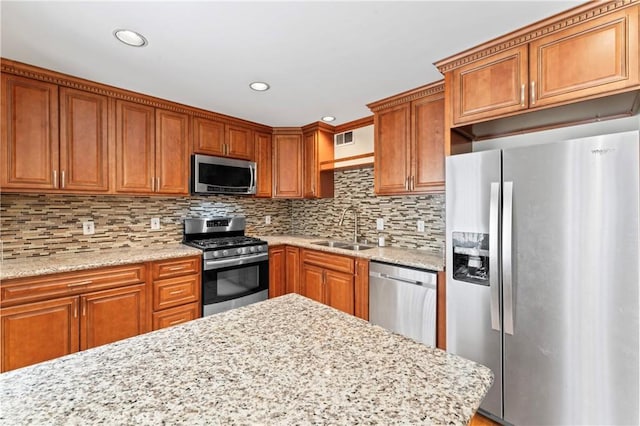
[204,252,269,270]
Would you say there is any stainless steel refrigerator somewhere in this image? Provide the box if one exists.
[445,130,639,425]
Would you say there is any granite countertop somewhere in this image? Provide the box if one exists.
[257,235,445,271]
[0,244,202,281]
[0,294,493,425]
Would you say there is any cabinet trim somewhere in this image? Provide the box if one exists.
[1,58,272,134]
[367,81,444,112]
[435,0,638,73]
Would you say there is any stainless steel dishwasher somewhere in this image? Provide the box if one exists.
[369,261,437,347]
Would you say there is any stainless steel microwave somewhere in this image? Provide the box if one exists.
[191,154,256,195]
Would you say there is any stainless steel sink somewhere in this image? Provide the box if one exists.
[311,241,376,251]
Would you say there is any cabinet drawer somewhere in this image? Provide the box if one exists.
[151,256,200,280]
[152,302,200,330]
[153,275,200,311]
[1,264,146,307]
[302,249,354,274]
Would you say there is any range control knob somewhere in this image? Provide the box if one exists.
[249,246,256,253]
[222,250,229,257]
[237,248,243,255]
[213,250,220,258]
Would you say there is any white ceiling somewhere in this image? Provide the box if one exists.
[1,1,581,127]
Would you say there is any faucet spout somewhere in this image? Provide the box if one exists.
[339,206,358,243]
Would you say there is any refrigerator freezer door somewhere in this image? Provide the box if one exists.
[502,131,639,425]
[446,149,503,417]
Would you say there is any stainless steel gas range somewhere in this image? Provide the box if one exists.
[183,217,269,316]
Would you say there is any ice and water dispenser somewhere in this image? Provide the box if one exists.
[451,232,489,285]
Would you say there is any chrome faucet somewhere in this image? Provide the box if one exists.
[338,205,358,243]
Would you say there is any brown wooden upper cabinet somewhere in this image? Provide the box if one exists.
[115,100,188,195]
[272,131,303,198]
[368,81,445,195]
[302,122,334,199]
[254,131,273,198]
[445,4,639,126]
[192,117,253,160]
[1,75,109,192]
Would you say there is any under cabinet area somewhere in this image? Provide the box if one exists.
[150,256,201,330]
[0,264,148,372]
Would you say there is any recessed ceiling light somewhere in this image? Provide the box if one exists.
[113,29,148,47]
[249,82,270,91]
[322,116,336,122]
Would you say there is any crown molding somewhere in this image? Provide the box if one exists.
[367,80,444,112]
[334,116,374,133]
[434,0,638,73]
[1,58,273,133]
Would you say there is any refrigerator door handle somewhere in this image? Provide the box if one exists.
[489,182,501,331]
[503,181,515,335]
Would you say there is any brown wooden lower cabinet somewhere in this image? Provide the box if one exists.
[268,246,286,298]
[285,246,300,294]
[300,249,356,316]
[0,282,148,372]
[152,302,200,330]
[80,284,147,350]
[1,296,79,372]
[150,256,201,331]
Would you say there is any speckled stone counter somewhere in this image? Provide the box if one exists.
[0,294,492,425]
[257,235,445,271]
[0,244,202,280]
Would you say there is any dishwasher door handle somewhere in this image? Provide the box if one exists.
[373,272,436,289]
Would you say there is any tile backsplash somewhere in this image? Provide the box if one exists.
[1,194,291,260]
[293,167,445,253]
[1,166,445,260]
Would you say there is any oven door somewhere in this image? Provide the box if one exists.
[202,253,268,314]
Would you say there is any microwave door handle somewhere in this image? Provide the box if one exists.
[251,164,256,189]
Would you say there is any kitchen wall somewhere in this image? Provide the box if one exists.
[0,194,291,260]
[292,166,445,252]
[1,166,446,260]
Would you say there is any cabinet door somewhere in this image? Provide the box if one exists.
[530,6,639,108]
[226,125,253,160]
[268,246,286,298]
[155,109,189,194]
[80,283,147,350]
[59,87,109,191]
[451,45,528,125]
[152,302,200,330]
[354,258,369,321]
[1,297,78,372]
[115,100,155,193]
[374,103,411,195]
[301,263,324,304]
[303,131,318,198]
[285,246,300,294]
[153,274,199,311]
[254,131,272,198]
[273,133,303,198]
[411,94,445,193]
[193,117,225,156]
[1,74,59,189]
[325,269,354,315]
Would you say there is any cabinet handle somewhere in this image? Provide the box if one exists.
[169,318,186,326]
[61,170,65,188]
[73,299,78,318]
[520,84,525,106]
[151,177,155,192]
[82,299,87,317]
[405,177,409,191]
[53,170,58,188]
[410,176,415,191]
[67,280,92,288]
[169,289,184,295]
[168,266,186,271]
[531,81,536,105]
[156,177,160,191]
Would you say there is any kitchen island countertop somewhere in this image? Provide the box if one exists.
[257,235,445,271]
[0,294,492,425]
